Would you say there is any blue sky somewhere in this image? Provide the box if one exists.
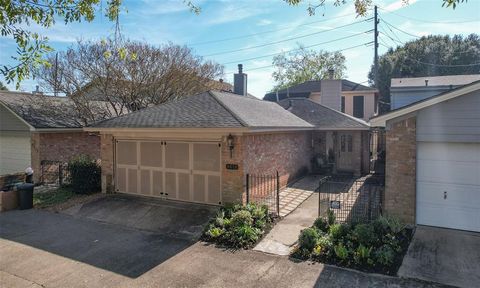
[1,0,479,97]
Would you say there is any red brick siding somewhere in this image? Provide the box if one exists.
[31,132,100,182]
[242,132,312,188]
[221,135,244,203]
[384,117,416,224]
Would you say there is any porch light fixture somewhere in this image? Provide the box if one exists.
[227,134,234,158]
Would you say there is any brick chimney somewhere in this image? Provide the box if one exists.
[233,64,247,96]
[320,69,341,111]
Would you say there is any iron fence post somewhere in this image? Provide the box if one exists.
[59,164,63,186]
[246,173,250,204]
[276,171,280,217]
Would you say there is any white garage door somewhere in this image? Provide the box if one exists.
[417,142,480,232]
[0,131,31,175]
[115,140,222,205]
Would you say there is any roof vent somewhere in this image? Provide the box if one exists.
[425,79,429,86]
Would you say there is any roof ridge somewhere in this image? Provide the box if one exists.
[304,98,370,127]
[208,91,249,127]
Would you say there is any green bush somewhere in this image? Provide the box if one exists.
[67,155,100,194]
[313,217,329,232]
[312,235,333,258]
[329,223,350,243]
[354,245,373,266]
[375,245,395,266]
[298,228,320,252]
[334,243,349,261]
[202,203,272,249]
[327,209,336,226]
[351,224,377,246]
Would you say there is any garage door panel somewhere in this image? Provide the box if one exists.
[193,143,220,171]
[117,167,127,193]
[117,141,137,165]
[165,172,176,198]
[152,171,163,196]
[193,175,206,203]
[127,169,138,194]
[417,142,480,232]
[165,143,189,169]
[178,173,190,201]
[140,170,151,195]
[140,142,162,167]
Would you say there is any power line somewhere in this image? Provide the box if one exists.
[221,31,370,65]
[381,18,422,38]
[188,12,358,46]
[407,59,480,67]
[223,42,373,75]
[203,19,372,57]
[378,6,480,24]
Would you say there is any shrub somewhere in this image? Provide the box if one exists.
[351,224,377,246]
[329,223,350,243]
[206,227,224,239]
[67,155,100,194]
[313,217,329,232]
[298,228,320,252]
[375,245,395,266]
[231,210,253,227]
[327,209,336,226]
[312,235,333,258]
[334,243,349,261]
[354,245,373,266]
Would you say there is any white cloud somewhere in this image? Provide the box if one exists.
[257,19,272,26]
[383,0,418,12]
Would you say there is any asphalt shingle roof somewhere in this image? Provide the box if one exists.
[263,79,376,101]
[93,90,313,129]
[277,98,369,130]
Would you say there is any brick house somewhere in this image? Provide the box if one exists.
[370,81,480,232]
[86,66,372,206]
[0,91,101,184]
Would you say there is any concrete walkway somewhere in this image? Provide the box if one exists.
[254,191,318,255]
[278,175,319,217]
[398,225,480,288]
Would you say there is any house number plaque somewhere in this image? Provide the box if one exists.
[226,164,239,170]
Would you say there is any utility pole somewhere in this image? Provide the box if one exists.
[374,5,379,88]
[54,52,58,97]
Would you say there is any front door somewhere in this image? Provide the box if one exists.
[337,133,353,171]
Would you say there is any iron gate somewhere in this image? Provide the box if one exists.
[318,175,384,224]
[245,171,280,217]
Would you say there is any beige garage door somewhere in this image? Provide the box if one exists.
[115,140,222,205]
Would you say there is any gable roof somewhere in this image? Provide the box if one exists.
[370,80,480,127]
[0,91,121,129]
[263,79,377,101]
[91,90,313,130]
[277,98,369,130]
[391,74,480,88]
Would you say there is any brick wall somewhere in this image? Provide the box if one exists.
[242,131,312,188]
[100,134,114,193]
[221,135,244,203]
[31,132,101,182]
[384,117,416,224]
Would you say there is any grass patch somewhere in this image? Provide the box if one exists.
[291,214,413,275]
[202,203,274,249]
[33,186,77,208]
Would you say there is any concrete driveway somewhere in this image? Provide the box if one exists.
[399,225,480,288]
[0,198,448,288]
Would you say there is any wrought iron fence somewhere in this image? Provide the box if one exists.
[40,160,69,186]
[245,171,280,217]
[318,175,384,224]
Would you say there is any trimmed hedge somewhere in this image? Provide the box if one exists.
[291,214,413,275]
[67,155,101,194]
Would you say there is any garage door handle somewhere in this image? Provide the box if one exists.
[444,191,447,199]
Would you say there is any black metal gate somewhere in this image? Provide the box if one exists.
[246,171,280,217]
[369,128,386,175]
[318,175,384,224]
[40,160,69,185]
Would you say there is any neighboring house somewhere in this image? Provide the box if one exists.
[0,92,102,182]
[85,67,372,206]
[390,74,480,110]
[264,79,378,121]
[370,80,480,232]
[277,98,370,176]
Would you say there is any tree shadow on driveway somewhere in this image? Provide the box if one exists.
[0,196,217,278]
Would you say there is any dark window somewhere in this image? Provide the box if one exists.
[341,96,345,113]
[353,96,364,118]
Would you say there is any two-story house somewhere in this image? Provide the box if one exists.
[264,79,378,121]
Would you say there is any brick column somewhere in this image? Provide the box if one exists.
[100,134,114,193]
[221,135,244,204]
[384,117,416,224]
[30,132,41,183]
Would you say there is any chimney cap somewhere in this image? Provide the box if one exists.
[238,64,243,74]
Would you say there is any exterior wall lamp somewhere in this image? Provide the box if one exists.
[227,134,234,158]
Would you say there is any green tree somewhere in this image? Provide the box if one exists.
[0,81,8,91]
[368,34,480,113]
[0,0,122,88]
[284,0,467,16]
[271,45,346,91]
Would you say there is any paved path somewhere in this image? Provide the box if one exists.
[399,225,480,288]
[254,189,319,255]
[278,175,320,217]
